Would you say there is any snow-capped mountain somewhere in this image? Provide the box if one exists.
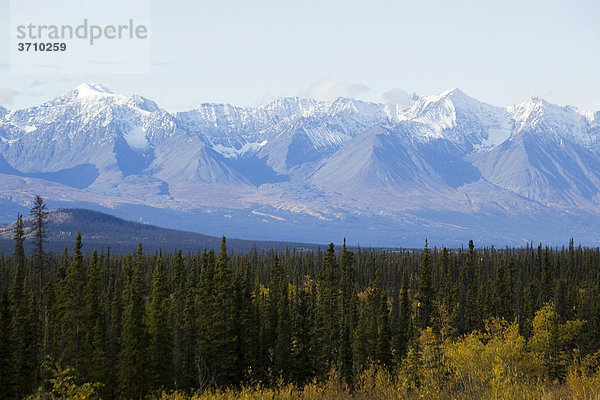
[311,126,445,196]
[510,97,600,153]
[471,129,600,209]
[177,96,389,173]
[398,88,513,150]
[1,84,599,247]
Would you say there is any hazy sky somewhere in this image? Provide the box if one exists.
[1,0,599,111]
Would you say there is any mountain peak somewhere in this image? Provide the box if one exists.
[511,96,554,117]
[524,96,547,106]
[440,87,464,97]
[413,88,478,110]
[438,87,482,105]
[74,83,114,98]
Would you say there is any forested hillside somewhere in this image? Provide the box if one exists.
[1,225,600,398]
[0,208,320,254]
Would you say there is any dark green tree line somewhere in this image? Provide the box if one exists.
[1,208,600,399]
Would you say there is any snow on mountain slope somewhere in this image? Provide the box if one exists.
[309,125,541,215]
[176,97,330,152]
[509,97,600,153]
[311,126,444,194]
[74,83,113,98]
[471,130,600,210]
[399,88,513,151]
[150,134,249,185]
[178,96,390,174]
[1,84,600,246]
[0,83,161,186]
[0,84,255,196]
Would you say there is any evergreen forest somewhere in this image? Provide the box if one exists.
[2,199,600,399]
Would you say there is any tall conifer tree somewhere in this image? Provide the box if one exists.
[118,250,149,399]
[417,240,434,330]
[30,195,49,295]
[147,252,172,390]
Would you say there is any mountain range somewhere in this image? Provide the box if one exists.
[1,83,599,247]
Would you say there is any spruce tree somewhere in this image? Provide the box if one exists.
[417,239,434,330]
[196,250,217,391]
[554,278,567,324]
[506,258,516,321]
[82,249,107,385]
[353,301,372,373]
[44,252,69,364]
[291,279,314,385]
[540,247,553,305]
[588,274,600,353]
[105,256,123,397]
[315,243,340,377]
[30,195,49,295]
[338,239,355,385]
[0,292,14,399]
[353,268,384,373]
[10,265,39,397]
[180,257,199,389]
[273,278,292,379]
[171,249,187,381]
[9,263,28,397]
[13,214,25,271]
[268,254,285,355]
[464,240,480,332]
[375,288,392,370]
[233,260,257,384]
[520,282,537,338]
[395,271,411,361]
[147,252,173,391]
[118,251,149,399]
[60,231,88,373]
[23,276,41,394]
[439,247,458,340]
[212,237,239,386]
[253,280,271,383]
[196,238,239,388]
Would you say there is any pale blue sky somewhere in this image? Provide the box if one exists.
[1,0,599,111]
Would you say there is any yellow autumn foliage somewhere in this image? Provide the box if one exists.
[155,312,600,400]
